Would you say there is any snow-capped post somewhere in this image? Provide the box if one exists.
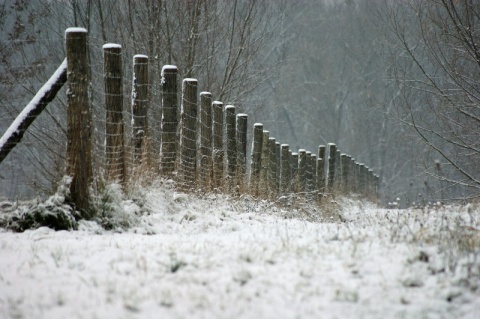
[236,114,248,193]
[103,44,125,185]
[291,152,299,194]
[179,78,198,190]
[260,130,270,196]
[225,105,236,192]
[298,149,307,195]
[349,157,356,193]
[199,92,212,190]
[317,145,326,201]
[275,142,281,192]
[310,154,317,199]
[65,27,92,214]
[0,59,67,166]
[160,65,178,176]
[250,123,263,197]
[132,54,149,168]
[316,158,324,202]
[280,144,290,194]
[358,164,366,196]
[268,137,278,197]
[327,143,337,193]
[212,101,224,190]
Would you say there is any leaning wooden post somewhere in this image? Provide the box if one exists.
[132,54,149,168]
[250,123,263,197]
[260,130,270,196]
[179,78,198,190]
[160,65,178,176]
[103,44,125,185]
[236,114,248,193]
[225,105,236,192]
[65,28,92,213]
[280,144,290,195]
[268,137,278,197]
[212,101,224,190]
[298,149,307,195]
[199,92,212,190]
[327,143,337,193]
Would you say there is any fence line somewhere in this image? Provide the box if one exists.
[0,28,381,209]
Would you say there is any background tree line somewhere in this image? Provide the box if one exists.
[1,0,478,205]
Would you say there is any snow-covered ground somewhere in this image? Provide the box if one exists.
[1,181,479,319]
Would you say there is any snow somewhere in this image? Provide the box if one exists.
[183,78,198,83]
[0,182,479,319]
[161,65,177,73]
[237,113,248,117]
[65,27,87,34]
[199,91,211,96]
[0,59,67,151]
[254,123,263,127]
[225,105,235,110]
[103,43,122,49]
[134,54,148,60]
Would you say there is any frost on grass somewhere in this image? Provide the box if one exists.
[0,176,77,231]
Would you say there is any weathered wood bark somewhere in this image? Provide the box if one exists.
[0,59,67,165]
[298,149,307,195]
[280,144,290,194]
[316,158,324,202]
[160,65,178,176]
[199,92,212,189]
[291,152,299,194]
[103,44,125,185]
[65,28,92,213]
[179,78,198,190]
[327,143,337,192]
[225,105,236,191]
[236,114,248,193]
[132,54,149,166]
[250,123,263,197]
[260,130,270,196]
[309,154,317,199]
[268,137,277,197]
[212,101,224,190]
[306,151,313,194]
[317,145,326,200]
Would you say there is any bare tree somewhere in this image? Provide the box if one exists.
[381,0,480,200]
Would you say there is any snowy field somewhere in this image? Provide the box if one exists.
[1,181,479,319]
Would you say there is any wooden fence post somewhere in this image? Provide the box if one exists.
[236,114,248,193]
[250,123,263,196]
[298,149,307,195]
[291,152,299,194]
[260,130,270,196]
[305,151,312,195]
[160,65,178,176]
[309,154,317,199]
[179,78,198,190]
[268,137,277,197]
[280,144,290,194]
[340,154,348,194]
[199,92,212,190]
[327,143,337,193]
[225,105,236,191]
[65,27,92,213]
[212,101,224,190]
[316,158,324,202]
[103,44,125,185]
[132,54,149,167]
[317,145,326,201]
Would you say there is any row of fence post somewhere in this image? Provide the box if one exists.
[65,28,379,210]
